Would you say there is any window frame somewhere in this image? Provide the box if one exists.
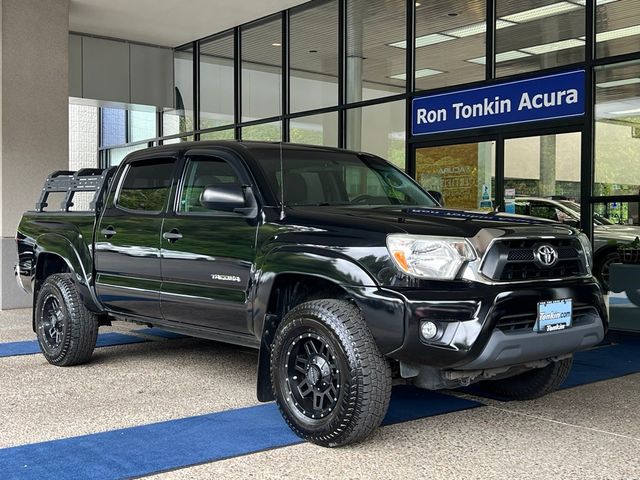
[114,157,179,215]
[173,150,255,217]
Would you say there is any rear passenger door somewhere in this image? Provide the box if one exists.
[160,151,258,333]
[94,156,178,319]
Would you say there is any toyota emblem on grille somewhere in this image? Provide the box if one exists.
[535,244,558,267]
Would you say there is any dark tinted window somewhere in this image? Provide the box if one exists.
[179,157,241,213]
[118,159,175,212]
[254,148,436,207]
[530,202,560,221]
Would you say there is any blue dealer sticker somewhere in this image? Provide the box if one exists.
[536,299,573,333]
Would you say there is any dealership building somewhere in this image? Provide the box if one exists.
[1,1,640,477]
[0,1,638,314]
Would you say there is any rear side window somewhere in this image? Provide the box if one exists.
[117,159,175,212]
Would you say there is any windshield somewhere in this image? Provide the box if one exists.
[558,200,614,225]
[253,148,437,207]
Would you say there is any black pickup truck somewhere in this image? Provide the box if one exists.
[16,141,606,447]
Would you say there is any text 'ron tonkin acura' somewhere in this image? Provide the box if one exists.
[16,141,606,446]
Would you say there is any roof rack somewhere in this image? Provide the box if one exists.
[36,167,116,212]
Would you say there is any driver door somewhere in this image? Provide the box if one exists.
[160,151,258,333]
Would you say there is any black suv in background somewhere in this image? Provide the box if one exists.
[16,142,606,446]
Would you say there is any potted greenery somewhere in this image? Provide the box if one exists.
[617,236,640,265]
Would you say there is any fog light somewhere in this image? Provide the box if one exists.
[420,320,438,340]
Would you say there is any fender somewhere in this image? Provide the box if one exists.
[34,233,103,313]
[252,245,407,402]
[251,245,378,336]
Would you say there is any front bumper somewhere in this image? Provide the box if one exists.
[384,277,607,371]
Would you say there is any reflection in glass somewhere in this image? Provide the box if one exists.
[593,201,640,332]
[242,17,282,122]
[290,1,338,112]
[290,113,338,147]
[346,0,405,103]
[108,144,148,166]
[504,132,582,202]
[347,101,405,170]
[200,32,235,129]
[596,0,640,59]
[200,129,235,141]
[413,0,485,91]
[595,61,640,197]
[164,47,194,135]
[129,110,157,143]
[495,0,585,77]
[415,141,495,210]
[242,122,282,141]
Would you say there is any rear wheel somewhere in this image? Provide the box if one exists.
[270,299,391,447]
[479,357,573,400]
[35,274,98,366]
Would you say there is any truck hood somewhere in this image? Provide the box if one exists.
[269,205,580,288]
[284,205,574,239]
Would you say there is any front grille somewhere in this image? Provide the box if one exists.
[481,237,587,281]
[497,305,596,333]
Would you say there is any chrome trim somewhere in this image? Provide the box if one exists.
[464,232,592,286]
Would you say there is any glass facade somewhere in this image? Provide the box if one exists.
[413,0,486,90]
[595,60,640,197]
[242,17,282,122]
[291,112,338,147]
[290,1,338,112]
[347,100,405,169]
[200,33,235,129]
[95,0,640,235]
[495,0,585,77]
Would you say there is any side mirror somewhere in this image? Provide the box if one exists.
[427,190,444,206]
[200,184,257,217]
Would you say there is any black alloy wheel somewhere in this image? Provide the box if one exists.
[282,329,345,421]
[271,299,392,447]
[39,294,66,350]
[35,274,99,366]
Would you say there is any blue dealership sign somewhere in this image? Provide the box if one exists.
[412,70,585,136]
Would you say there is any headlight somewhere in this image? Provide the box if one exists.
[577,232,593,274]
[386,234,476,280]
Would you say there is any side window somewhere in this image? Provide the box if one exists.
[515,202,529,216]
[530,203,560,221]
[117,159,175,213]
[179,157,241,213]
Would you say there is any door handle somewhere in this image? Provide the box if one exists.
[163,229,183,243]
[101,225,117,239]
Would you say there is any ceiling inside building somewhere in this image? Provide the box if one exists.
[69,0,310,47]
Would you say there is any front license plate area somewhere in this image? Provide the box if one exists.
[535,299,572,333]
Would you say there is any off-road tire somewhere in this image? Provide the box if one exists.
[270,299,392,447]
[35,273,98,366]
[479,357,573,400]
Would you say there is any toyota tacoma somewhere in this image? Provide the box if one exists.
[16,141,607,446]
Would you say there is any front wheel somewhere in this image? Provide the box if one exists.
[270,299,392,447]
[478,357,573,400]
[35,273,99,366]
